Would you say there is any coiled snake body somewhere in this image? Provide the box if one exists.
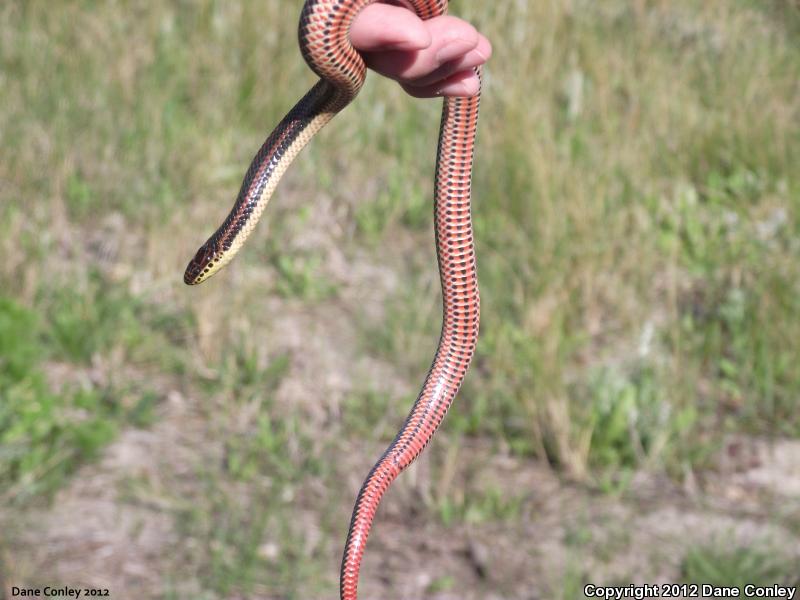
[184,1,481,597]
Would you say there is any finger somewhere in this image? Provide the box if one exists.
[349,3,431,52]
[364,15,479,83]
[401,69,481,98]
[406,33,491,88]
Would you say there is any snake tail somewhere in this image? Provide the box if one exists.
[340,68,482,600]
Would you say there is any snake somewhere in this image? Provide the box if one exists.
[183,1,482,598]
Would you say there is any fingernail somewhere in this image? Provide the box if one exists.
[436,74,479,97]
[458,48,488,70]
[436,39,472,63]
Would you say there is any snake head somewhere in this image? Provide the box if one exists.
[184,239,226,285]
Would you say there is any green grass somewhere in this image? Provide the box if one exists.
[164,350,336,599]
[0,277,192,502]
[272,252,338,300]
[682,541,799,587]
[436,484,525,526]
[0,297,116,501]
[1,0,799,597]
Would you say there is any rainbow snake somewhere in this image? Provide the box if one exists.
[184,1,481,597]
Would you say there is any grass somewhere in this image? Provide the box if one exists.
[1,0,799,597]
[0,290,174,503]
[682,540,799,588]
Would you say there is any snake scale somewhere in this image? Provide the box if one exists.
[184,1,482,598]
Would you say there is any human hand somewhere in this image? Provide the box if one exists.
[349,2,491,98]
